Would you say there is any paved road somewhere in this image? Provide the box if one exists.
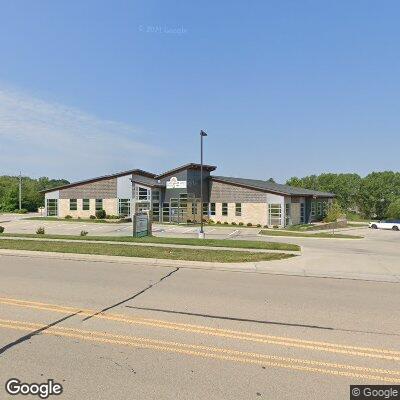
[0,254,399,399]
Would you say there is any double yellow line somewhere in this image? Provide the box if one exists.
[1,318,400,383]
[1,297,399,361]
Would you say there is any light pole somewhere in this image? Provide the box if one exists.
[19,172,22,211]
[199,130,207,238]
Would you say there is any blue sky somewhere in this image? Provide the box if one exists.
[1,0,399,182]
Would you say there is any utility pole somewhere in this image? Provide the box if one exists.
[19,172,22,211]
[199,130,207,239]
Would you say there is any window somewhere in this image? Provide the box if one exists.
[162,202,170,222]
[95,199,103,211]
[317,202,322,216]
[135,186,151,201]
[170,198,179,208]
[311,201,316,217]
[235,203,242,216]
[152,202,160,221]
[46,199,58,216]
[82,199,90,211]
[210,203,216,216]
[222,203,228,216]
[69,199,77,211]
[192,202,197,215]
[203,202,208,216]
[152,190,160,203]
[118,199,131,217]
[300,203,305,223]
[268,204,282,226]
[179,193,188,208]
[285,203,291,226]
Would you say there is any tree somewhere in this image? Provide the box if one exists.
[324,201,345,222]
[387,198,400,219]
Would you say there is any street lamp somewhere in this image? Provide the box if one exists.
[199,130,207,239]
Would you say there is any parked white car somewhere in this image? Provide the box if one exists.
[369,219,400,231]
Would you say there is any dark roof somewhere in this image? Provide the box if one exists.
[211,176,335,197]
[40,169,156,193]
[156,163,216,179]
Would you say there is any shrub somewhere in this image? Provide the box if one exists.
[231,222,237,225]
[238,222,244,226]
[223,221,229,225]
[187,219,192,223]
[256,224,261,227]
[0,226,4,233]
[106,215,120,219]
[65,215,72,219]
[202,218,208,223]
[324,201,345,223]
[14,209,28,214]
[89,215,96,219]
[80,230,88,236]
[36,227,45,234]
[216,221,221,224]
[247,222,253,227]
[208,220,215,224]
[263,225,269,228]
[387,198,400,219]
[273,225,279,229]
[95,209,106,219]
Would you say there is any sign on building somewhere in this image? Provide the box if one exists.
[166,176,187,189]
[133,212,150,237]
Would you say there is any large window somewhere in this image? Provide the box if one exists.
[162,202,170,222]
[222,203,228,216]
[135,186,151,201]
[69,199,77,211]
[235,203,242,216]
[82,199,90,211]
[152,202,160,221]
[118,199,131,217]
[95,199,103,211]
[285,203,291,226]
[192,202,197,215]
[317,202,322,216]
[268,204,282,226]
[311,201,316,217]
[210,203,216,216]
[300,203,305,223]
[203,202,208,216]
[152,190,160,203]
[46,199,58,216]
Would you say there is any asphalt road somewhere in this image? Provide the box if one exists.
[0,253,399,399]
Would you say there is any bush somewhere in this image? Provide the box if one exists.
[36,227,45,234]
[238,222,244,226]
[273,225,279,229]
[13,209,28,214]
[223,221,229,225]
[231,222,237,225]
[256,224,261,227]
[263,225,269,228]
[106,215,120,219]
[387,198,400,219]
[0,226,4,233]
[247,222,253,227]
[89,215,96,219]
[208,220,215,224]
[186,219,192,223]
[80,230,88,236]
[65,215,72,219]
[95,209,106,219]
[324,201,345,223]
[216,221,221,224]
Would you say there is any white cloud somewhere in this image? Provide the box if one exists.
[0,87,164,179]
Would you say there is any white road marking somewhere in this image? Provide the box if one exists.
[227,229,239,238]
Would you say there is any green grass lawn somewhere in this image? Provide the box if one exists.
[0,239,295,263]
[345,212,371,223]
[260,230,362,239]
[0,233,300,251]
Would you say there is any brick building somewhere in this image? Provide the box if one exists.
[43,163,334,227]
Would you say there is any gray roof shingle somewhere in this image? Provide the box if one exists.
[211,176,335,197]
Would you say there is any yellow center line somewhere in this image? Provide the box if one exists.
[1,297,399,361]
[1,319,399,383]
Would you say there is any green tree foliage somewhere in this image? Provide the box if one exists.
[324,200,345,222]
[286,171,400,219]
[0,176,69,212]
[386,198,400,219]
[286,173,362,210]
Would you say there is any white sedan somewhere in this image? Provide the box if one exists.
[369,219,400,231]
